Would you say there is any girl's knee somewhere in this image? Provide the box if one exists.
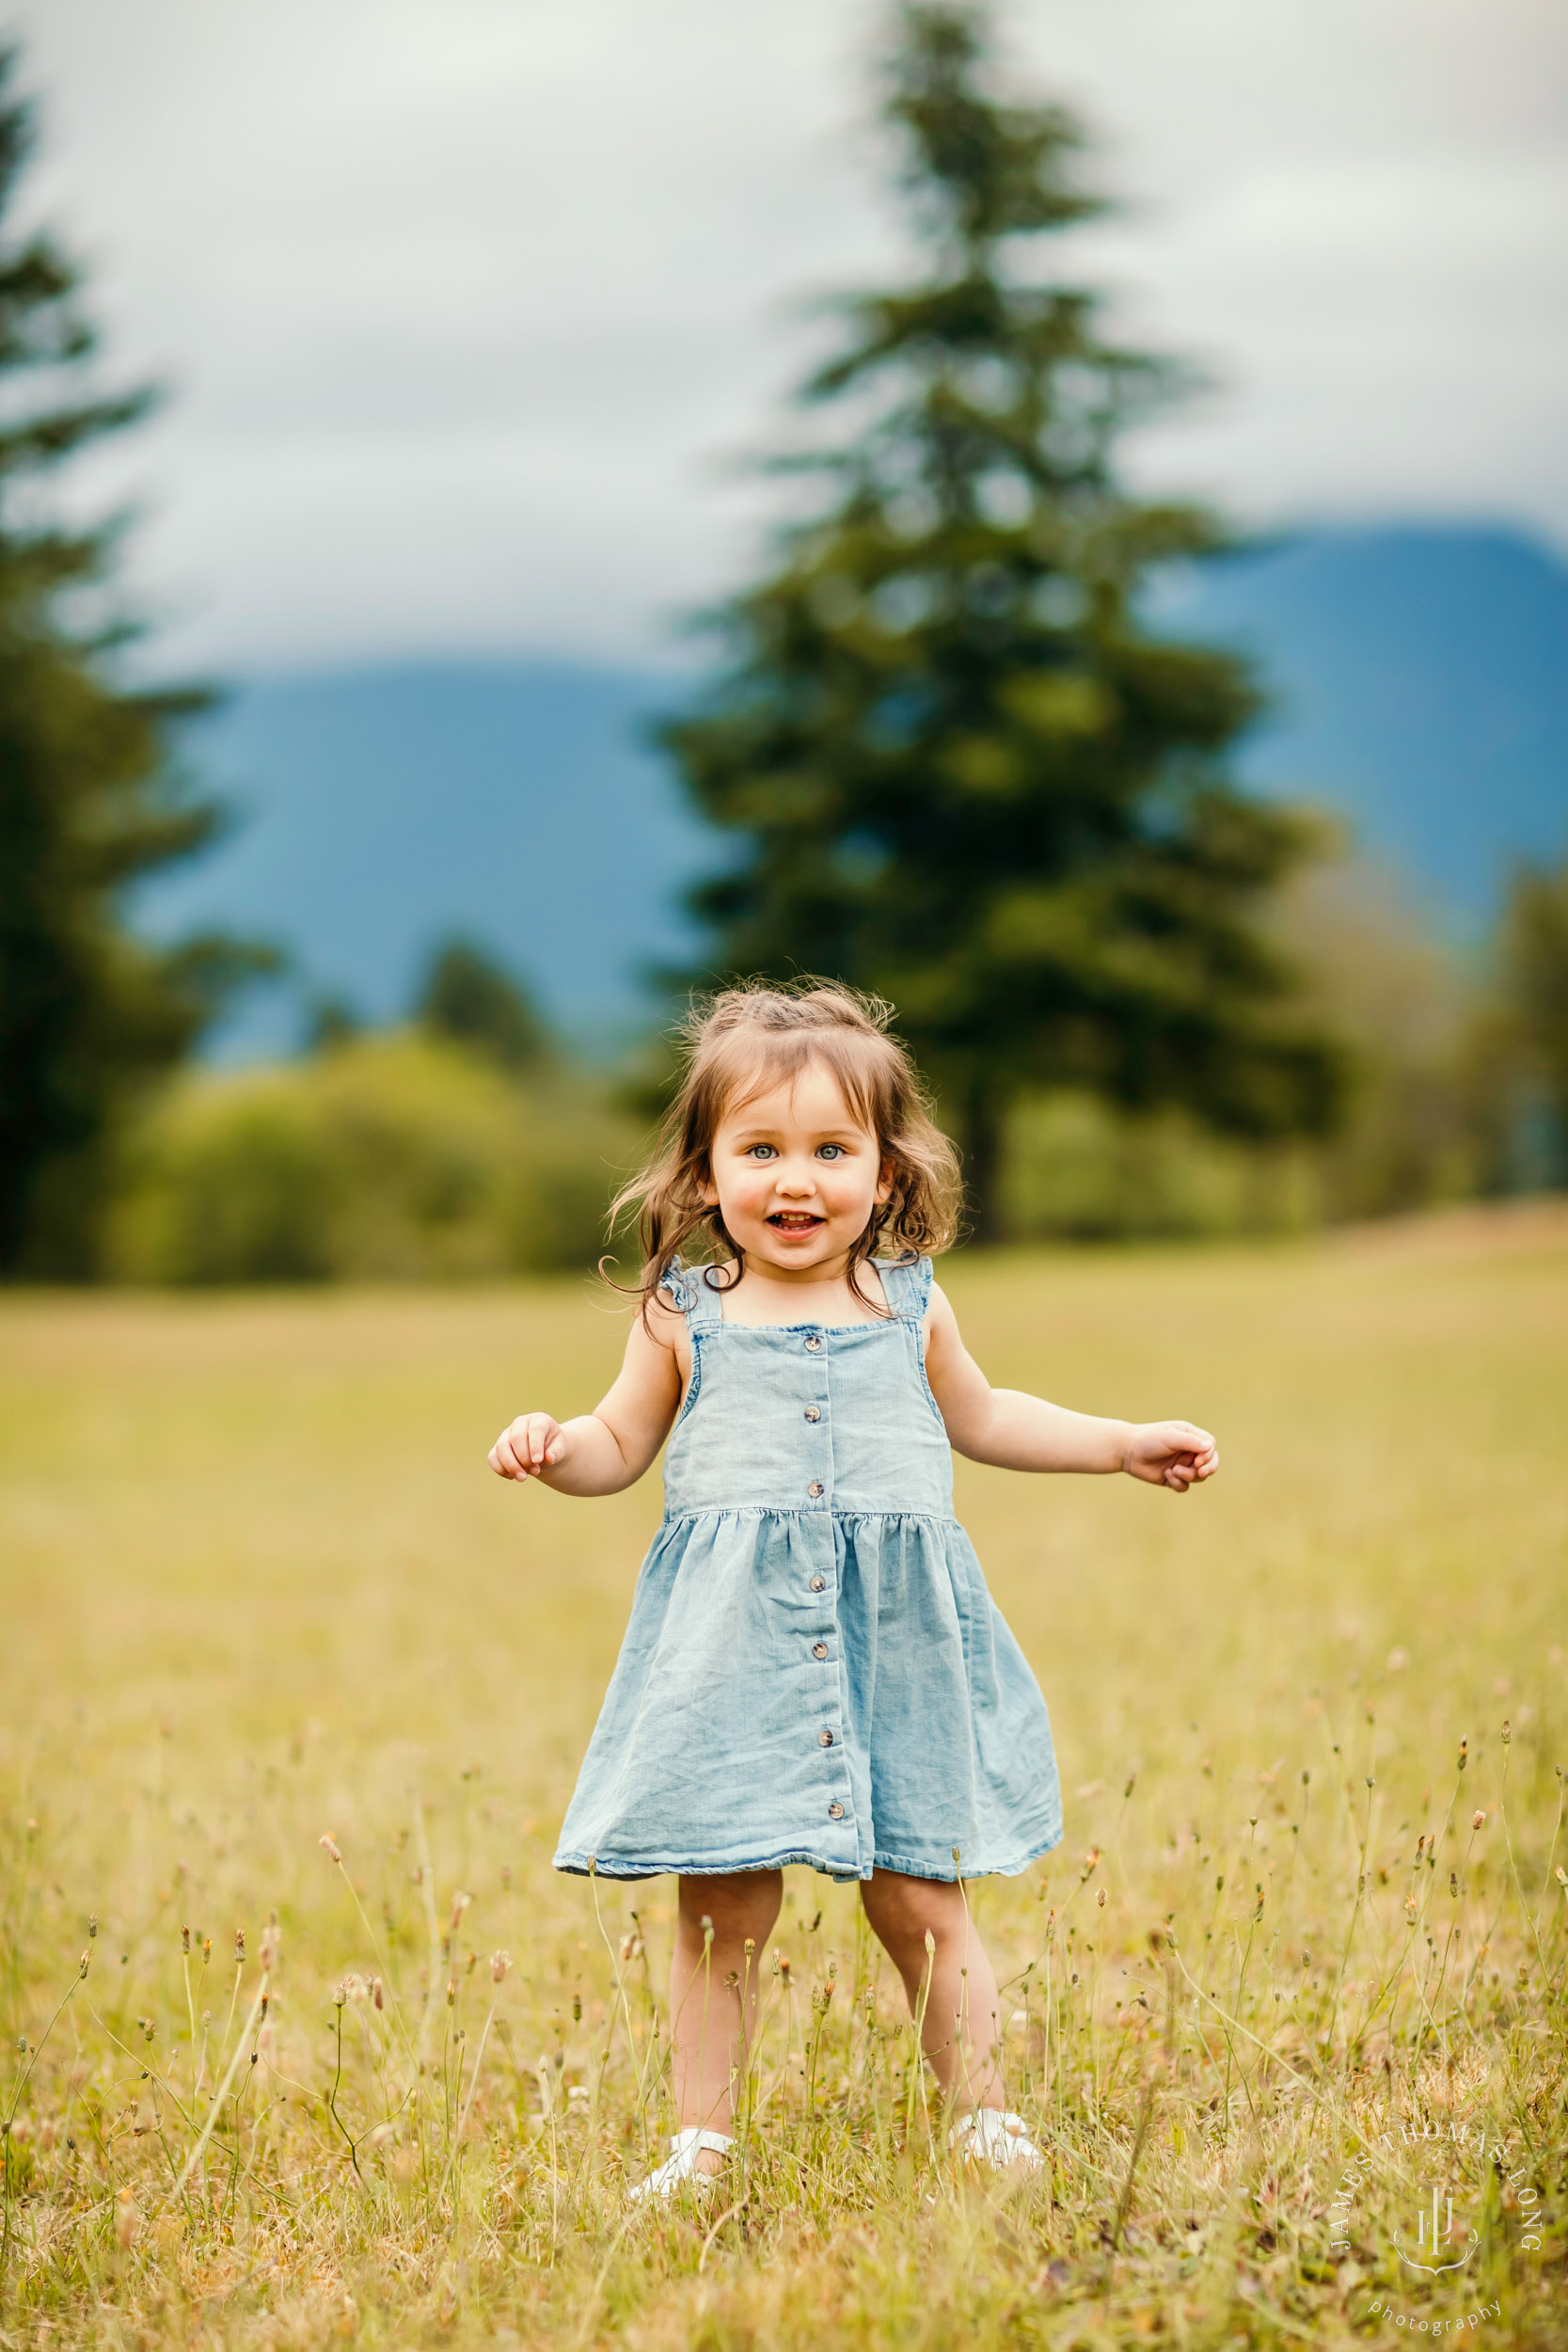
[677,1869,782,1941]
[862,1867,962,1956]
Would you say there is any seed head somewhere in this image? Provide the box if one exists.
[1458,1739,1468,1772]
[372,1977,386,2010]
[450,1891,473,1932]
[924,1929,936,1957]
[1097,1887,1107,1908]
[181,1926,190,1955]
[1501,1719,1512,1745]
[445,1977,457,2007]
[320,1834,342,1864]
[490,1950,511,1983]
[1472,1809,1486,1831]
[234,1929,245,1963]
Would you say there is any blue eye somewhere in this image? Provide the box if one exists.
[747,1143,778,1161]
[817,1144,845,1160]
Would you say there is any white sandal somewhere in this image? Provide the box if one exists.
[628,2125,736,2202]
[952,2107,1045,2172]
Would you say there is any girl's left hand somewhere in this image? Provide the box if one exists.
[1122,1421,1218,1493]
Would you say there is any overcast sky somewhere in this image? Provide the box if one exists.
[14,0,1568,672]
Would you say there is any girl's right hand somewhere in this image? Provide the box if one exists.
[488,1413,566,1481]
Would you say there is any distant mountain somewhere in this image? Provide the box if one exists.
[1173,525,1568,915]
[134,524,1568,1058]
[135,661,708,1059]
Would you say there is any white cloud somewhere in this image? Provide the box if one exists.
[14,0,1568,668]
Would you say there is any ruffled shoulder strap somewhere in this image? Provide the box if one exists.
[657,1258,727,1331]
[876,1253,932,1324]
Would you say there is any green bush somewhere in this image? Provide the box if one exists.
[1001,1089,1320,1244]
[108,1033,640,1284]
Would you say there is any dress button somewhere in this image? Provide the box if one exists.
[828,1801,845,1820]
[807,1481,824,1498]
[803,1406,821,1423]
[818,1727,834,1747]
[809,1575,826,1593]
[813,1641,828,1659]
[804,1334,822,1352]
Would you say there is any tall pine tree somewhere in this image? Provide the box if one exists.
[665,3,1340,1235]
[0,49,264,1274]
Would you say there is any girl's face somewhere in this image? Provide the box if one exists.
[702,1057,891,1279]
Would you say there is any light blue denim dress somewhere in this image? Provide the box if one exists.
[554,1256,1063,1883]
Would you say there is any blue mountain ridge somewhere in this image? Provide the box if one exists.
[132,524,1568,1060]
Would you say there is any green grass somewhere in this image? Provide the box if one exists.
[1,1209,1564,2347]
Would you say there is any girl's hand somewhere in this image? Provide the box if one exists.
[489,1413,567,1482]
[1122,1421,1217,1493]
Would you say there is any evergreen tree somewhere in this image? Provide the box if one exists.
[665,3,1340,1235]
[417,936,548,1071]
[0,50,262,1274]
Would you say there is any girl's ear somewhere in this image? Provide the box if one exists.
[876,1155,895,1207]
[697,1155,720,1209]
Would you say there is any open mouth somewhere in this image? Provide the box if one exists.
[767,1212,825,1232]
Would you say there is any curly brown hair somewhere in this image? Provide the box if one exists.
[609,980,963,1318]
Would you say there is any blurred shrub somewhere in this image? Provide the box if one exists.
[1268,855,1483,1221]
[1000,852,1496,1244]
[1462,856,1568,1192]
[1002,1092,1318,1243]
[107,1032,640,1284]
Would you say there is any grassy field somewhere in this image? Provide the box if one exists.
[1,1210,1564,2349]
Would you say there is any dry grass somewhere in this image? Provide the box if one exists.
[1,1213,1564,2348]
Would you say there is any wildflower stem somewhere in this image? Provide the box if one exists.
[165,1973,270,2208]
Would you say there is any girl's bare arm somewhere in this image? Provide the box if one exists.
[923,1282,1217,1492]
[488,1295,686,1497]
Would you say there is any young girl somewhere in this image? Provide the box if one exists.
[488,984,1216,2198]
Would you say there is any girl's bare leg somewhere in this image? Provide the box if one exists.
[670,1869,783,2165]
[860,1867,1006,2111]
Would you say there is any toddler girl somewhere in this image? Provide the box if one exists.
[488,984,1216,2198]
